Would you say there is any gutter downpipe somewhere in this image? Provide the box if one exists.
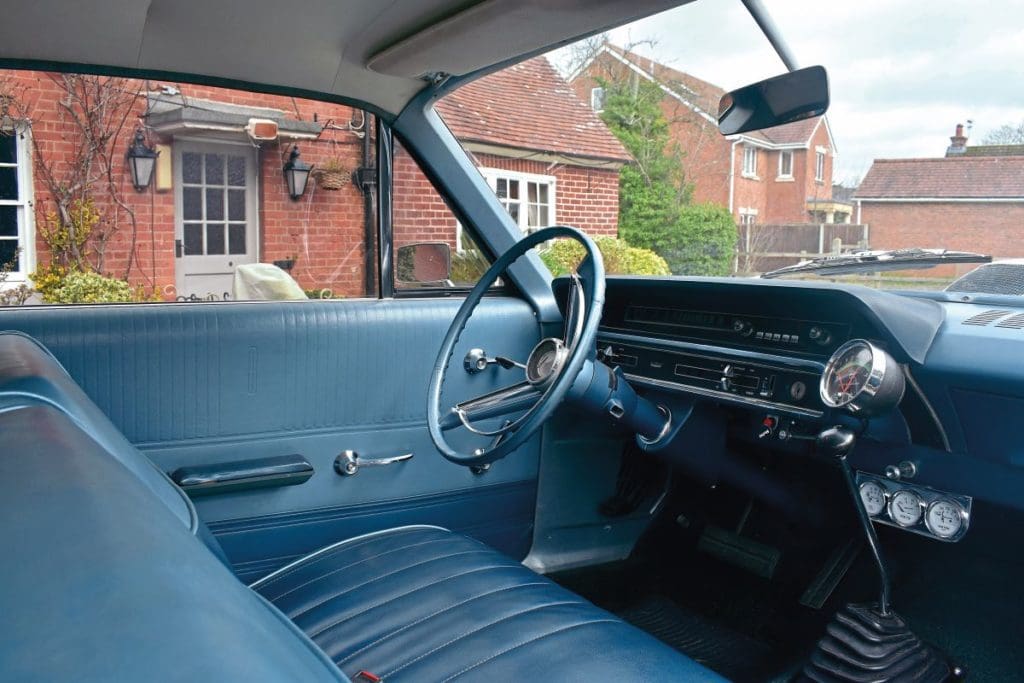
[728,139,739,215]
[729,138,739,273]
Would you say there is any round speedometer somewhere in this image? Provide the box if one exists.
[820,340,905,416]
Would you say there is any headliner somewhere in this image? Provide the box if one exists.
[0,0,691,115]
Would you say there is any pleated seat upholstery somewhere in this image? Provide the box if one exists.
[252,525,725,682]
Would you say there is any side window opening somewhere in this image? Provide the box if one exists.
[0,69,377,306]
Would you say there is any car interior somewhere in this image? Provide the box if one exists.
[2,1,1023,681]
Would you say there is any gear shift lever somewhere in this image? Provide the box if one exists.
[799,426,954,683]
[816,426,891,615]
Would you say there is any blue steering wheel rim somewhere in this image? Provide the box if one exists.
[427,226,606,466]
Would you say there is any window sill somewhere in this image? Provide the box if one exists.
[741,173,760,181]
[775,176,795,182]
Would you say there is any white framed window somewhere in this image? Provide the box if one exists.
[815,149,826,182]
[738,209,758,227]
[742,145,758,178]
[777,150,793,179]
[481,168,556,236]
[590,87,606,113]
[0,127,34,283]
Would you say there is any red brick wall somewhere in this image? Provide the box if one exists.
[862,201,1024,277]
[732,144,765,220]
[802,123,833,214]
[661,98,732,208]
[393,143,459,249]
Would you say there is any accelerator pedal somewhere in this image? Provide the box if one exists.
[697,524,781,579]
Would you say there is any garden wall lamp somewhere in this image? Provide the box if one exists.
[283,145,313,201]
[126,128,159,192]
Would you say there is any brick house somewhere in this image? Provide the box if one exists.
[569,44,846,227]
[855,124,1024,275]
[0,58,625,301]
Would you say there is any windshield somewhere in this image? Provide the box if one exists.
[437,0,1024,295]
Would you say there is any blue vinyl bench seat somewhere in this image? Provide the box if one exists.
[0,331,723,682]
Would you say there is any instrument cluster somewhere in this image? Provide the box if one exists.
[856,472,972,542]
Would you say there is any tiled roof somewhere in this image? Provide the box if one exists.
[855,157,1024,199]
[601,44,823,147]
[437,57,630,163]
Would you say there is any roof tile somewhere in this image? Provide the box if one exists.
[437,57,629,163]
[855,157,1024,199]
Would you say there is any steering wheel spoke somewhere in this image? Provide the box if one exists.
[440,381,542,433]
[563,272,585,350]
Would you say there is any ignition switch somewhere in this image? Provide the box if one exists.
[758,415,778,439]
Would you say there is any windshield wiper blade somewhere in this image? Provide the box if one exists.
[761,248,992,279]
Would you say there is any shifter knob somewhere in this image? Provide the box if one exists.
[816,425,856,459]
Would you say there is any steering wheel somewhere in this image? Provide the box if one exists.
[427,226,605,466]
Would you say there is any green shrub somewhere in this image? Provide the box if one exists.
[304,288,344,299]
[29,263,71,301]
[449,232,491,285]
[540,236,670,277]
[657,203,737,276]
[450,249,490,284]
[44,270,135,304]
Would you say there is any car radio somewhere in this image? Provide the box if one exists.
[601,340,824,415]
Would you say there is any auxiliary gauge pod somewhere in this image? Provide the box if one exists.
[798,426,958,683]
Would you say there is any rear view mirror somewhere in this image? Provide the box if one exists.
[396,242,452,286]
[718,65,829,136]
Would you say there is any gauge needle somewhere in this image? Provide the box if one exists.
[839,372,856,393]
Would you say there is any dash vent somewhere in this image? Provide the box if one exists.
[962,309,1012,326]
[995,313,1024,329]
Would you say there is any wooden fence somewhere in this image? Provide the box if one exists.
[735,223,869,274]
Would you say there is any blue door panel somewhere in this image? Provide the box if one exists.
[209,480,537,583]
[0,297,542,576]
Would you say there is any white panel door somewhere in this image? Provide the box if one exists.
[174,142,258,300]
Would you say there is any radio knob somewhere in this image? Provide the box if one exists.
[721,364,734,390]
[733,319,754,337]
[808,326,832,345]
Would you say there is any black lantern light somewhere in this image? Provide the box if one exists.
[283,145,313,201]
[126,128,159,192]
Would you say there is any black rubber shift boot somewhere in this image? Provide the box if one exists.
[799,603,952,682]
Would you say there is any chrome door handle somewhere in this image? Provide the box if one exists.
[334,449,413,476]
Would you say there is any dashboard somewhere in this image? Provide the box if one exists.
[554,275,1024,539]
[583,276,936,425]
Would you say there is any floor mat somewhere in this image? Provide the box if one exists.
[617,595,779,682]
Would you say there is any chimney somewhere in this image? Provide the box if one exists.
[946,123,968,156]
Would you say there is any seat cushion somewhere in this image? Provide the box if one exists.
[252,525,725,682]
